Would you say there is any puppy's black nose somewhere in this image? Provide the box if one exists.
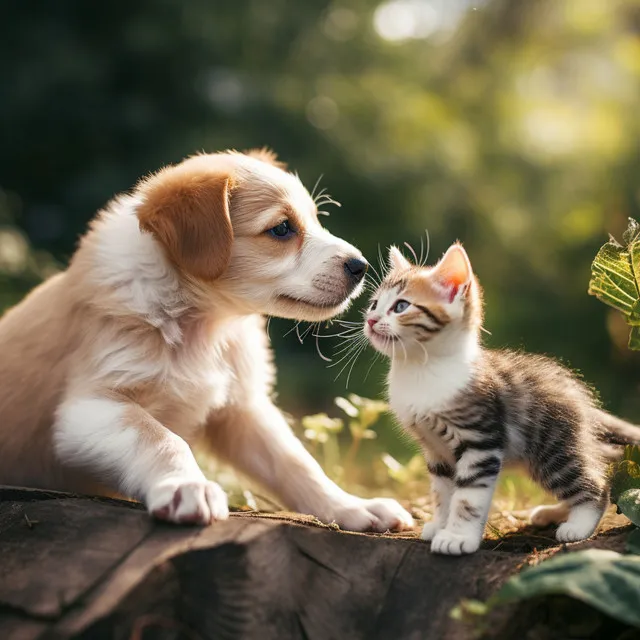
[344,257,368,283]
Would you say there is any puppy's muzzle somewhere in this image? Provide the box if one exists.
[343,257,368,286]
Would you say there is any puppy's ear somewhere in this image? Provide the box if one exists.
[244,147,287,171]
[137,167,234,281]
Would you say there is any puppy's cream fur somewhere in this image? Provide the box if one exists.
[0,150,414,532]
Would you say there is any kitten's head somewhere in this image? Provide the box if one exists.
[364,242,483,361]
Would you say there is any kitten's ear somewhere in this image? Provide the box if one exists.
[432,243,473,303]
[388,246,411,272]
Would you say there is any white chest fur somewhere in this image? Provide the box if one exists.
[387,337,479,426]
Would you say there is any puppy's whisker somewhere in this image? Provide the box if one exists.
[315,330,332,362]
[283,321,300,338]
[310,174,324,201]
[300,323,316,341]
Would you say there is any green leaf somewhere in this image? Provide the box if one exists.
[627,528,640,555]
[610,456,640,504]
[624,445,640,465]
[589,219,640,350]
[630,325,640,350]
[492,550,640,628]
[618,489,640,527]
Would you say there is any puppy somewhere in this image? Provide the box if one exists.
[0,149,414,532]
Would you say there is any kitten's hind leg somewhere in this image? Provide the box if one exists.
[540,449,607,543]
[556,500,606,543]
[530,502,570,527]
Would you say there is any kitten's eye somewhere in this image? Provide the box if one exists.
[393,299,410,313]
[370,300,378,311]
[269,220,295,238]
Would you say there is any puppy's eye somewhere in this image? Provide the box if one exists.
[370,300,378,311]
[393,299,410,313]
[269,220,294,238]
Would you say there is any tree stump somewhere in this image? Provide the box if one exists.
[0,486,632,640]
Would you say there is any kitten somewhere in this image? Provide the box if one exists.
[363,242,640,555]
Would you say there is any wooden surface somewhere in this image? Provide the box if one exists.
[0,486,632,640]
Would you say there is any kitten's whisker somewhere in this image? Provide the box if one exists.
[314,328,361,339]
[331,339,364,374]
[329,336,368,364]
[398,338,408,362]
[414,337,429,364]
[377,243,387,278]
[423,228,431,266]
[403,241,419,264]
[345,342,367,388]
[480,326,492,336]
[364,350,382,382]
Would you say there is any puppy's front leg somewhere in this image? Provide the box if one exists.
[206,400,414,532]
[54,396,229,524]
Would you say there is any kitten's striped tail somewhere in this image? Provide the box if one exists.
[596,410,640,460]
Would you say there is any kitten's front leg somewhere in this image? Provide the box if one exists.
[420,460,455,542]
[431,449,502,555]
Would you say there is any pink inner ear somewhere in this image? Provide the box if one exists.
[433,247,471,303]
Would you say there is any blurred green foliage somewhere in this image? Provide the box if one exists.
[2,0,640,470]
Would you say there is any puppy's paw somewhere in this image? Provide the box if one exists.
[430,530,481,555]
[420,520,445,542]
[148,478,229,525]
[327,497,414,533]
[530,503,569,527]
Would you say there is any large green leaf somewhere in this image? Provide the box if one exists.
[627,529,640,555]
[589,218,640,349]
[492,550,640,628]
[618,489,640,527]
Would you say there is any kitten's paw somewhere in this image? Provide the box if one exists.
[325,497,414,533]
[148,478,229,525]
[555,504,602,543]
[555,521,596,543]
[530,503,570,527]
[431,530,481,555]
[420,521,445,541]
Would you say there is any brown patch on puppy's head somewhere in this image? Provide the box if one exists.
[137,163,234,282]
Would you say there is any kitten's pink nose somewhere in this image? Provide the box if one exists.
[367,318,378,328]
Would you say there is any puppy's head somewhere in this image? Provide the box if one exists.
[136,150,368,321]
